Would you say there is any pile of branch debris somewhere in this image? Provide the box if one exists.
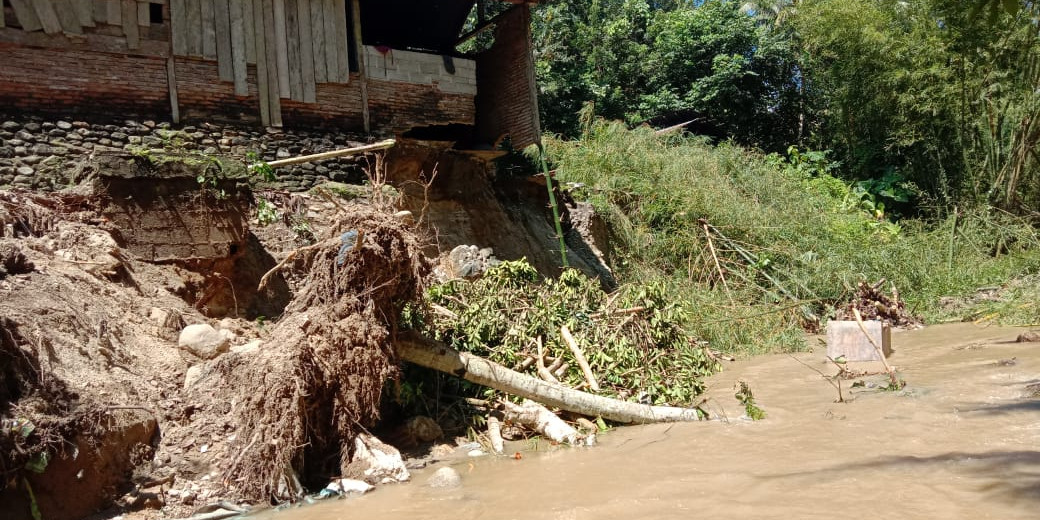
[835,278,922,328]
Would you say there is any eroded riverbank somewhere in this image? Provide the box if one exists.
[260,323,1040,520]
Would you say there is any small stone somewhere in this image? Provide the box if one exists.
[1017,331,1040,343]
[41,122,55,130]
[16,166,33,176]
[72,121,89,128]
[178,323,231,359]
[21,155,41,165]
[47,129,66,138]
[98,138,113,146]
[15,130,34,142]
[203,147,218,155]
[1,121,20,131]
[23,122,41,132]
[276,148,291,158]
[7,139,24,147]
[142,136,163,147]
[66,133,83,141]
[426,467,461,489]
[110,132,128,141]
[32,144,52,155]
[13,146,27,156]
[143,120,156,128]
[128,136,142,145]
[56,121,73,130]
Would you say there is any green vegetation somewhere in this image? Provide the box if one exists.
[532,0,1040,213]
[424,260,717,405]
[542,119,1040,354]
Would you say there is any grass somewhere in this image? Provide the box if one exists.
[541,119,1040,356]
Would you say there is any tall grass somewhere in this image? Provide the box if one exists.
[543,120,1040,355]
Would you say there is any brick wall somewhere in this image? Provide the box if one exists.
[475,7,540,149]
[0,34,475,132]
[0,42,170,120]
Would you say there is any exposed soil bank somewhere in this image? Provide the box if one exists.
[259,323,1040,520]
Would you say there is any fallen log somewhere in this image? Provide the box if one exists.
[396,333,706,424]
[499,399,579,445]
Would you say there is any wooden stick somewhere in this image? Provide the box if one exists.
[534,337,559,384]
[260,139,395,168]
[560,325,600,391]
[851,308,897,380]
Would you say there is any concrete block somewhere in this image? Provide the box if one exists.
[437,81,477,95]
[419,61,442,75]
[826,320,892,361]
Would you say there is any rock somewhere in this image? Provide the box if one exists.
[56,121,73,130]
[16,166,33,176]
[177,323,230,359]
[426,467,461,489]
[15,130,34,141]
[1,121,20,131]
[183,365,205,389]
[1017,331,1040,343]
[0,244,35,278]
[404,416,443,443]
[23,122,41,132]
[230,339,262,355]
[318,478,374,498]
[444,245,500,279]
[345,434,411,485]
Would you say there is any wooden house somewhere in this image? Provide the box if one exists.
[0,0,541,148]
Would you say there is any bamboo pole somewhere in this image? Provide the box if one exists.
[397,333,706,424]
[561,325,599,391]
[261,139,395,168]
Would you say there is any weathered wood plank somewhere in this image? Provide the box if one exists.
[52,0,83,34]
[333,0,349,83]
[9,0,43,32]
[262,0,282,125]
[228,0,248,95]
[30,0,63,34]
[214,0,233,81]
[0,3,5,28]
[201,0,216,59]
[121,0,139,49]
[170,0,187,56]
[296,0,316,103]
[93,0,107,23]
[105,0,120,25]
[167,57,181,124]
[285,0,303,101]
[309,0,326,83]
[253,0,270,125]
[73,0,95,27]
[243,0,255,63]
[273,0,290,98]
[321,0,337,84]
[350,0,368,132]
[185,0,201,56]
[137,0,149,27]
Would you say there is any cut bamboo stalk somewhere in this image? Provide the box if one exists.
[499,399,578,445]
[486,412,504,454]
[261,139,395,167]
[561,325,600,392]
[535,337,559,384]
[397,333,707,424]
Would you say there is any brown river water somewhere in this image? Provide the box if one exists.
[258,323,1040,520]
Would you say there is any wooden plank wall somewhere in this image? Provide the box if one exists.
[168,0,353,126]
[2,0,358,128]
[3,0,158,47]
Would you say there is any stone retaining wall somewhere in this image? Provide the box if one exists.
[0,115,375,192]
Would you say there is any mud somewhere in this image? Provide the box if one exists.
[262,323,1040,520]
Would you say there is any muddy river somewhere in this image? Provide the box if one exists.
[259,323,1040,519]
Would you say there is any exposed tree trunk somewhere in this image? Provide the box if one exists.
[396,333,706,424]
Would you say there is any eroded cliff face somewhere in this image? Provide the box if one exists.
[0,120,616,520]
